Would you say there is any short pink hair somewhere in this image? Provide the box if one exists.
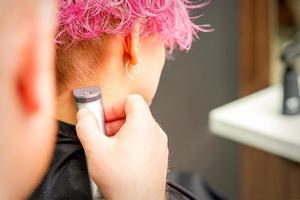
[57,0,211,51]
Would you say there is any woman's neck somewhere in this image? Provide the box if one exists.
[56,90,78,125]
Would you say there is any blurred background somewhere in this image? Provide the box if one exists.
[151,0,300,199]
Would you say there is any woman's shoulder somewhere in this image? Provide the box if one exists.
[167,179,226,200]
[167,181,198,200]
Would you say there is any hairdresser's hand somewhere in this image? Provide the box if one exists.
[76,94,168,200]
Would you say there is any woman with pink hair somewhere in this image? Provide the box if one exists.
[31,0,211,199]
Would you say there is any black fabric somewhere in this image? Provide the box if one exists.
[29,121,92,200]
[168,172,225,200]
[167,181,198,200]
[29,121,198,200]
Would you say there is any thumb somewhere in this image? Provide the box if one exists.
[76,108,108,153]
[114,94,152,139]
[124,94,151,126]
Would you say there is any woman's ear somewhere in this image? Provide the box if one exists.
[124,24,140,65]
[17,38,39,113]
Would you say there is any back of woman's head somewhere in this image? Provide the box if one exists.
[55,0,211,95]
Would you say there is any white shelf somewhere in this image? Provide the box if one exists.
[209,86,300,163]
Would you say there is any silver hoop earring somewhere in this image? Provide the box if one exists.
[126,58,143,80]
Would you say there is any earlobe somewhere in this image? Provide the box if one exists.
[17,41,39,113]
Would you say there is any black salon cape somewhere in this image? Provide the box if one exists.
[29,121,198,200]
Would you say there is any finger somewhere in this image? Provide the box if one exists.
[105,118,125,137]
[76,108,108,152]
[104,98,126,122]
[105,94,151,139]
[124,94,151,124]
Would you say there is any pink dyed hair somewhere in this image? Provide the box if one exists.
[57,0,212,51]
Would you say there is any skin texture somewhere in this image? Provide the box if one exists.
[0,0,56,199]
[76,95,169,200]
[0,1,199,199]
[0,1,168,199]
[56,25,169,200]
[56,27,166,125]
